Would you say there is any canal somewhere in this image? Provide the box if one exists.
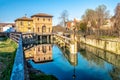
[24,40,120,80]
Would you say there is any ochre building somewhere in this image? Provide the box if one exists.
[15,13,53,34]
[15,17,33,33]
[15,13,53,43]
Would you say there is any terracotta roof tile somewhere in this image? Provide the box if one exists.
[31,13,53,17]
[0,23,15,27]
[15,17,33,22]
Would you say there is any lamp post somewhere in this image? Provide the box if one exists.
[72,26,76,80]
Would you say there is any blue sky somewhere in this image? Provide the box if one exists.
[0,0,120,25]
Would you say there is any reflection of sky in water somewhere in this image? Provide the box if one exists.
[29,45,117,80]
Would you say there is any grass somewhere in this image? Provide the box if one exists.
[0,37,17,80]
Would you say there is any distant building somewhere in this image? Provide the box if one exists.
[65,18,80,30]
[0,26,3,32]
[0,23,15,32]
[100,19,113,30]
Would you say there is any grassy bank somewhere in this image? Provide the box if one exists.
[0,37,17,80]
[30,73,57,80]
[27,61,57,80]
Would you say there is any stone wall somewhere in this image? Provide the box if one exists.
[78,36,120,54]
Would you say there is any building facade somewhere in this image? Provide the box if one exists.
[66,18,80,30]
[15,13,53,34]
[31,13,53,35]
[15,13,53,43]
[0,23,15,32]
[0,27,3,32]
[15,17,33,33]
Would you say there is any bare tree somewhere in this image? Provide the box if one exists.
[82,5,110,37]
[82,9,97,35]
[59,10,69,27]
[95,5,109,36]
[114,3,120,38]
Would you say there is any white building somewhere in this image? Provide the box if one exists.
[0,23,15,32]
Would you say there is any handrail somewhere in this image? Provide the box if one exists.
[10,35,25,80]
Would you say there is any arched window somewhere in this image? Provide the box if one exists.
[38,27,39,32]
[38,58,40,61]
[42,25,46,33]
[37,18,39,21]
[38,47,40,52]
[42,46,46,53]
[43,18,45,21]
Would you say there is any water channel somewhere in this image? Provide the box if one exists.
[24,39,120,80]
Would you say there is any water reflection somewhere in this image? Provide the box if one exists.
[60,46,78,66]
[24,41,53,63]
[24,40,120,80]
[78,42,120,80]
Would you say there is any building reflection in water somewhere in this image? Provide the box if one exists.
[33,44,52,62]
[24,39,78,66]
[78,42,120,80]
[24,41,53,63]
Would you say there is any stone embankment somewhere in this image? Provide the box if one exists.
[77,36,120,54]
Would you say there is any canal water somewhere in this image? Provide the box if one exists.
[25,41,120,80]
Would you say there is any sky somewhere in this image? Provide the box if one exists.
[0,0,120,25]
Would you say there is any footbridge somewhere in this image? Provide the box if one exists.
[53,33,77,54]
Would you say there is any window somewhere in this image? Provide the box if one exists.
[48,18,50,21]
[37,18,39,21]
[43,18,45,21]
[28,27,31,32]
[44,57,46,60]
[28,27,31,29]
[49,28,50,32]
[28,22,30,26]
[33,28,34,32]
[49,57,51,60]
[38,58,40,61]
[20,21,23,26]
[42,46,46,53]
[38,47,40,52]
[42,26,46,33]
[49,46,51,51]
[38,27,39,32]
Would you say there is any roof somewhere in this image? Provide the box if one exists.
[31,13,53,17]
[15,17,33,22]
[0,23,15,27]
